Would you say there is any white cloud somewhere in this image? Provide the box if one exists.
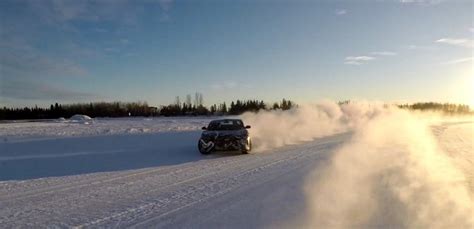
[335,9,347,15]
[344,56,375,65]
[370,51,397,56]
[344,61,363,65]
[346,56,375,61]
[436,38,474,48]
[442,57,473,65]
[344,51,397,65]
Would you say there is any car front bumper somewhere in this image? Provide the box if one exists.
[200,137,250,151]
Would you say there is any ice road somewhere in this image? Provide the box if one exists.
[0,117,471,228]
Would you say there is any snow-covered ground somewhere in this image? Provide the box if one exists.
[0,114,472,228]
[0,117,214,142]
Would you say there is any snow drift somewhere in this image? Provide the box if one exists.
[70,114,93,124]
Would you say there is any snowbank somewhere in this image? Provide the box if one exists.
[70,114,93,124]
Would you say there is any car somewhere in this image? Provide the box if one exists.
[198,119,252,154]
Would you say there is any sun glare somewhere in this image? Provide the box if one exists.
[462,73,474,107]
[449,66,474,107]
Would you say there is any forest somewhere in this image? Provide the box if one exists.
[0,93,295,120]
[0,96,470,120]
[398,102,471,114]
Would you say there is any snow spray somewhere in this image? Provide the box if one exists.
[241,101,473,228]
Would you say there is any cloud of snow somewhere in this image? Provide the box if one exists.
[241,101,385,151]
[242,101,473,228]
[299,106,473,228]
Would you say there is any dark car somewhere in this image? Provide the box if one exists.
[198,119,252,154]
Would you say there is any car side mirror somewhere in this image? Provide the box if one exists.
[245,125,251,129]
[202,126,207,130]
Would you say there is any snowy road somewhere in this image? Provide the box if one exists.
[1,115,471,228]
[0,130,350,228]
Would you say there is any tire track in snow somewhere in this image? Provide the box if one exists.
[0,155,254,225]
[1,150,292,226]
[0,154,243,201]
[82,137,347,227]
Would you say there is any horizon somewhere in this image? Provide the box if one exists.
[1,0,473,107]
[2,98,472,111]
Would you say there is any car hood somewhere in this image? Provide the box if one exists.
[201,130,248,139]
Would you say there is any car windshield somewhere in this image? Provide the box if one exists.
[207,120,244,131]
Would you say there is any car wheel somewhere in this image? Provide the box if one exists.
[198,140,212,155]
[241,139,251,154]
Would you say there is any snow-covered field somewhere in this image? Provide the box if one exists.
[0,117,215,142]
[0,108,472,228]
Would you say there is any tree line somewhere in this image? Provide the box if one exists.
[398,102,471,114]
[2,99,470,120]
[155,96,295,116]
[0,96,295,120]
[0,102,157,120]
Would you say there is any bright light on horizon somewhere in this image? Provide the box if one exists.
[448,66,474,108]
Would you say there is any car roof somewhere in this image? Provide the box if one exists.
[210,119,242,122]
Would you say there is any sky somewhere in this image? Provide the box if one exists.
[0,0,473,108]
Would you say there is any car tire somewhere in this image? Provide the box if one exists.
[241,139,251,154]
[198,141,212,155]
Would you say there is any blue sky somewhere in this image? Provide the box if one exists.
[1,0,473,108]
